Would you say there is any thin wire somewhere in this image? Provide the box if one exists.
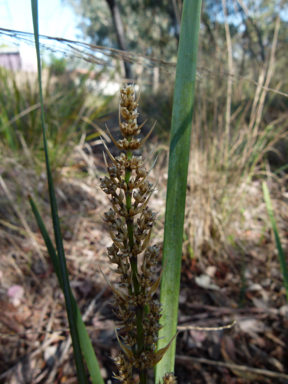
[0,27,287,98]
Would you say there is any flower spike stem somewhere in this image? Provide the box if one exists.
[101,85,176,384]
[125,148,146,376]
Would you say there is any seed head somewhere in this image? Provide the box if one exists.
[101,84,173,382]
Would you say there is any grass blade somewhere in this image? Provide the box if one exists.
[28,196,62,287]
[29,197,105,384]
[31,1,88,382]
[156,0,202,380]
[262,182,288,301]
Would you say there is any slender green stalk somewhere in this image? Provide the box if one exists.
[263,182,288,301]
[156,0,202,381]
[140,369,147,384]
[124,151,146,382]
[31,1,88,382]
[29,196,104,384]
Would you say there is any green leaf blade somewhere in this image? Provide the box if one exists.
[262,182,288,302]
[156,0,203,381]
[30,1,91,382]
[29,197,104,384]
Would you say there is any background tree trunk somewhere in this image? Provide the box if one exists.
[106,0,133,81]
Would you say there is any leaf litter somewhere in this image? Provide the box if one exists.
[0,140,288,383]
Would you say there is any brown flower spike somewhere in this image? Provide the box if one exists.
[100,84,176,384]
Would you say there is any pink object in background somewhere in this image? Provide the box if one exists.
[7,285,24,307]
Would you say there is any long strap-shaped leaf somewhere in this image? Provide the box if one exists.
[262,182,288,301]
[29,197,104,384]
[30,1,88,382]
[156,0,202,381]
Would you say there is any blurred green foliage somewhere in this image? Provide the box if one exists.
[0,66,110,169]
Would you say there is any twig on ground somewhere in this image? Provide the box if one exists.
[177,320,236,331]
[175,355,288,380]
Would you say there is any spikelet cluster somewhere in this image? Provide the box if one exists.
[100,84,174,382]
[160,373,178,384]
